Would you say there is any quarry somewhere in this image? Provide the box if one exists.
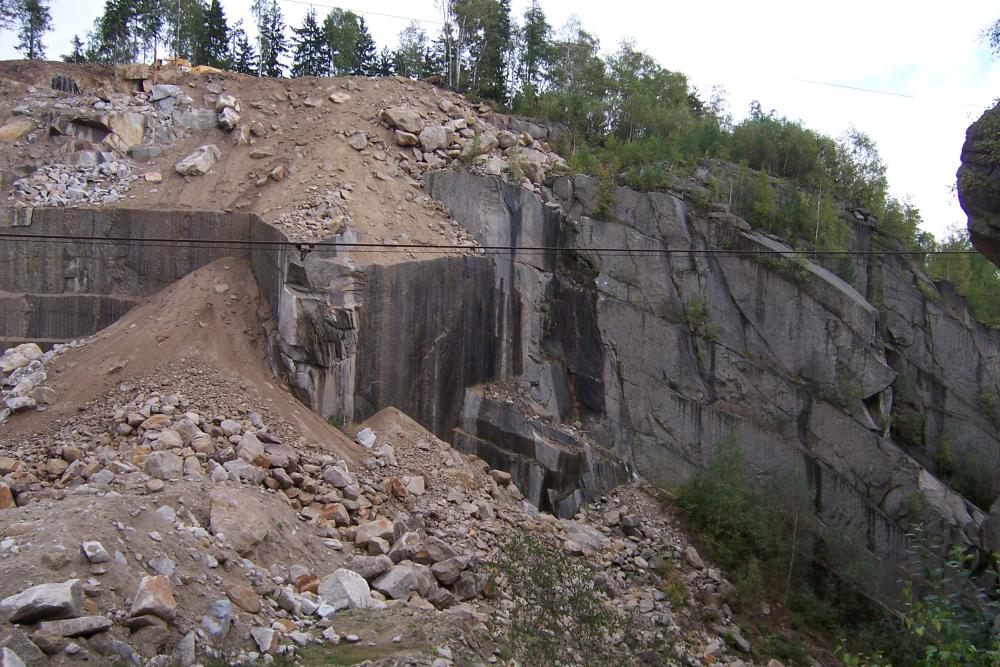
[0,58,998,666]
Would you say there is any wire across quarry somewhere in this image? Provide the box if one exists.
[0,231,981,257]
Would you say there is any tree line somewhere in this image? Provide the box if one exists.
[3,0,998,325]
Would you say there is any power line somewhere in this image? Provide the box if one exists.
[783,77,984,110]
[0,232,979,257]
[278,0,445,25]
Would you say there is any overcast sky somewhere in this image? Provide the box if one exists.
[1,0,998,240]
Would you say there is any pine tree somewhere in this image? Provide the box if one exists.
[62,34,87,63]
[229,20,258,75]
[194,0,229,67]
[290,7,328,77]
[353,16,376,76]
[252,0,286,77]
[15,0,52,60]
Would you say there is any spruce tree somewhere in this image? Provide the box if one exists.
[290,7,328,77]
[195,0,229,67]
[252,0,286,77]
[376,46,394,77]
[93,0,136,64]
[353,16,377,76]
[230,20,258,75]
[62,34,87,63]
[15,0,52,60]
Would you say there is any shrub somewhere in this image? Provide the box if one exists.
[489,533,638,667]
[840,526,1000,666]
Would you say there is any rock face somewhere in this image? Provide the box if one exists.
[958,102,1000,268]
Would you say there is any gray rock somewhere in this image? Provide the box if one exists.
[321,463,355,488]
[0,580,83,624]
[173,632,196,667]
[372,566,418,600]
[36,616,110,638]
[209,488,271,555]
[317,569,386,610]
[0,630,43,667]
[150,85,181,101]
[0,647,25,667]
[381,107,423,133]
[174,144,221,176]
[343,555,393,580]
[346,132,367,151]
[355,428,376,448]
[80,541,110,564]
[419,126,448,152]
[217,107,239,132]
[129,576,176,621]
[236,431,265,463]
[175,109,217,130]
[199,599,232,642]
[143,451,182,480]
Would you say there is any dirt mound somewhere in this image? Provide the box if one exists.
[1,257,355,459]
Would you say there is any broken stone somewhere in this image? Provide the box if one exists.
[174,144,221,176]
[0,580,83,624]
[129,576,176,621]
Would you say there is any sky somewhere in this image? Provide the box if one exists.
[1,0,999,240]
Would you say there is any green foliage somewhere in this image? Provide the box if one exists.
[489,532,637,666]
[251,0,287,77]
[14,0,51,59]
[194,0,228,68]
[832,366,864,410]
[924,225,1000,327]
[392,21,428,79]
[933,427,996,511]
[229,20,258,75]
[290,7,329,77]
[678,433,803,576]
[684,296,719,341]
[840,527,1000,666]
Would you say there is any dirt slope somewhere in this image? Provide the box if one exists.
[1,256,356,460]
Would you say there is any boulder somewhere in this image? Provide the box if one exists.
[343,554,393,580]
[394,130,418,147]
[174,145,221,176]
[354,518,394,547]
[209,488,271,555]
[372,566,418,600]
[0,580,83,624]
[381,107,423,133]
[0,118,33,143]
[217,107,239,132]
[175,109,217,130]
[317,569,386,610]
[419,126,448,152]
[143,451,182,480]
[107,112,145,149]
[214,94,239,112]
[36,616,110,638]
[0,648,25,667]
[129,576,176,621]
[80,541,110,564]
[236,431,265,463]
[199,599,232,642]
[346,132,367,151]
